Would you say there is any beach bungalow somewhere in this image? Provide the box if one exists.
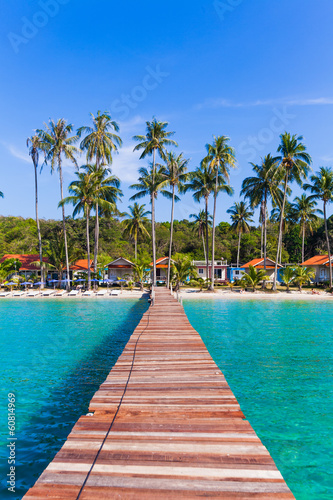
[243,257,283,282]
[149,257,171,283]
[107,257,134,282]
[193,260,228,283]
[0,254,48,279]
[227,266,246,283]
[301,255,333,283]
[69,259,93,280]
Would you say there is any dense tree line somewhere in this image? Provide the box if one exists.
[1,213,332,266]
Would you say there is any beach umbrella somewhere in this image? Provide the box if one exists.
[6,282,17,290]
[48,279,59,289]
[74,278,86,282]
[34,281,44,285]
[21,282,32,290]
[91,278,99,282]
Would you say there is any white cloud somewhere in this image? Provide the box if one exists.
[118,115,146,134]
[319,155,333,163]
[111,145,142,183]
[195,96,333,110]
[4,143,30,163]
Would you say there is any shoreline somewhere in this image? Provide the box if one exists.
[178,288,333,301]
[1,288,332,301]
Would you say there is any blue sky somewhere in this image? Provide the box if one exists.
[1,0,333,224]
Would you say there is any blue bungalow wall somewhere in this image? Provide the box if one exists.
[227,268,245,282]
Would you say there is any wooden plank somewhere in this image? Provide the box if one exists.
[24,288,295,499]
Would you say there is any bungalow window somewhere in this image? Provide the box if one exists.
[198,269,204,274]
[215,269,222,279]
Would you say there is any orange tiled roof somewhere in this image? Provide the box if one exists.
[0,254,49,271]
[70,259,93,271]
[150,257,170,266]
[301,255,331,266]
[243,258,282,268]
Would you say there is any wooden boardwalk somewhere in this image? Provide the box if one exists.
[25,288,294,499]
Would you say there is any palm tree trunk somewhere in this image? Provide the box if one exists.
[152,148,157,286]
[86,207,91,290]
[205,197,209,287]
[263,193,267,269]
[273,172,289,291]
[135,232,137,261]
[262,192,267,289]
[324,201,333,288]
[94,205,99,275]
[210,164,219,291]
[260,213,264,259]
[302,224,305,264]
[202,231,207,262]
[167,185,175,288]
[58,156,70,291]
[34,158,43,288]
[237,230,241,268]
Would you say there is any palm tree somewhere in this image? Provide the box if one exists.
[270,200,295,264]
[78,111,122,273]
[81,163,122,218]
[227,201,254,267]
[0,190,3,198]
[241,265,269,292]
[132,262,150,291]
[184,164,215,284]
[60,170,100,289]
[293,265,315,292]
[204,136,236,290]
[272,133,312,290]
[44,232,82,283]
[280,266,296,292]
[292,194,321,263]
[304,167,333,287]
[164,152,189,288]
[37,119,79,289]
[171,254,197,291]
[27,134,44,286]
[130,164,171,280]
[189,210,212,262]
[241,154,283,270]
[133,118,178,285]
[123,203,150,260]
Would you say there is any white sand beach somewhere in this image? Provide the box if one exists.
[178,288,333,301]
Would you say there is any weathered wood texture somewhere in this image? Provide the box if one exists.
[24,288,294,499]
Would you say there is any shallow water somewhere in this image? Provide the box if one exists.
[0,298,148,499]
[183,297,333,500]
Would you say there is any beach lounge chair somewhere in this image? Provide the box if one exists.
[82,290,94,296]
[42,290,55,296]
[0,291,11,297]
[110,289,120,296]
[96,289,107,296]
[12,291,25,297]
[54,290,67,297]
[27,290,40,297]
[68,290,79,296]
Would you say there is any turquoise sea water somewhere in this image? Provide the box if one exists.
[0,298,148,499]
[1,297,332,499]
[183,297,333,500]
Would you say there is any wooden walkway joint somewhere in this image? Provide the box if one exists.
[25,288,294,499]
